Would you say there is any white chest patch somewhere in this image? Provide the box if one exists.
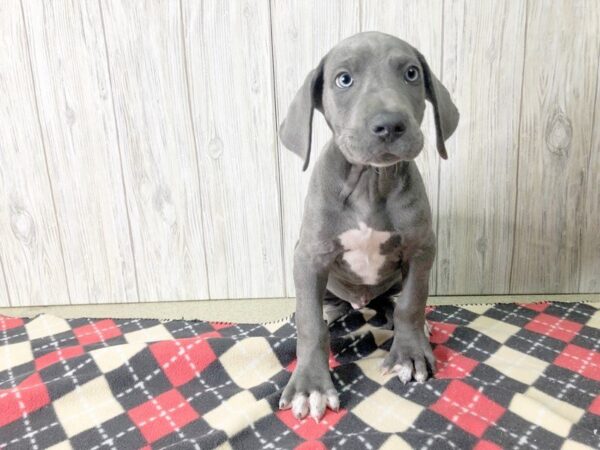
[338,222,392,285]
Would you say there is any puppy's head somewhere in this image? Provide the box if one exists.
[280,32,459,170]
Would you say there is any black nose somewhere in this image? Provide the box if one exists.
[369,112,407,143]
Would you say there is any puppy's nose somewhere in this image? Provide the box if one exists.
[369,112,407,142]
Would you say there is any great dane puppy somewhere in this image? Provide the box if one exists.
[278,32,459,421]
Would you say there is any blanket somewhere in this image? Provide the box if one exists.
[1,301,599,449]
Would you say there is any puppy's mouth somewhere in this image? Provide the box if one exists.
[369,153,402,167]
[369,141,423,166]
[336,129,424,167]
[369,132,425,166]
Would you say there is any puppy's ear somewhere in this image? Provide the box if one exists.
[279,59,325,171]
[416,52,459,159]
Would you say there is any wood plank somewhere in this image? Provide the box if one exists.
[271,0,360,296]
[22,0,137,304]
[579,58,600,293]
[437,0,526,294]
[361,0,443,294]
[0,0,70,306]
[101,0,209,301]
[511,0,600,293]
[0,259,10,306]
[182,0,285,299]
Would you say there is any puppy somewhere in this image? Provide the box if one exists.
[278,31,459,421]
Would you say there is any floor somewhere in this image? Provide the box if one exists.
[1,294,598,322]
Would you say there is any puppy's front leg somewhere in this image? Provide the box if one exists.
[382,239,436,383]
[279,246,339,421]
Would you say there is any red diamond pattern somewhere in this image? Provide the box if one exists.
[521,303,548,312]
[588,393,600,416]
[35,345,84,370]
[150,335,218,387]
[554,344,600,381]
[434,345,479,379]
[430,321,458,344]
[74,319,122,345]
[473,440,503,450]
[0,316,23,331]
[431,380,505,437]
[0,373,50,427]
[128,389,199,443]
[525,313,583,342]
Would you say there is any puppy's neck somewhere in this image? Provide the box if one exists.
[339,157,408,204]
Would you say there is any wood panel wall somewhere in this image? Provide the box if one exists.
[0,0,598,306]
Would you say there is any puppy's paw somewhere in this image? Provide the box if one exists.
[381,330,435,384]
[279,366,339,422]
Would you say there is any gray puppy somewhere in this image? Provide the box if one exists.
[278,31,459,421]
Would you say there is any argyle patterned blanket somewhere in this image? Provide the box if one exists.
[1,301,599,449]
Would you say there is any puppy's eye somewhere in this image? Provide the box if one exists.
[335,72,353,89]
[404,65,420,82]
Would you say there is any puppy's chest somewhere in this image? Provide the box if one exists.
[335,221,402,285]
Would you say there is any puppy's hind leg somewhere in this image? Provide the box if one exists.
[323,291,353,325]
[369,282,403,330]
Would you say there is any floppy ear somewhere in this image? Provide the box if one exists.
[279,59,325,171]
[416,52,459,159]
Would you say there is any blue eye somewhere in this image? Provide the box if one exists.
[335,72,353,88]
[404,65,420,82]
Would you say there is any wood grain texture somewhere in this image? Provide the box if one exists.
[182,0,285,299]
[0,0,70,306]
[101,0,209,301]
[511,0,600,293]
[271,0,360,296]
[437,0,526,294]
[579,58,600,293]
[361,0,443,295]
[0,255,11,306]
[22,0,137,304]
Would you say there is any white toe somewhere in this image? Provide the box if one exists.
[326,390,340,411]
[414,370,427,382]
[309,391,327,422]
[394,363,413,384]
[292,393,309,419]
